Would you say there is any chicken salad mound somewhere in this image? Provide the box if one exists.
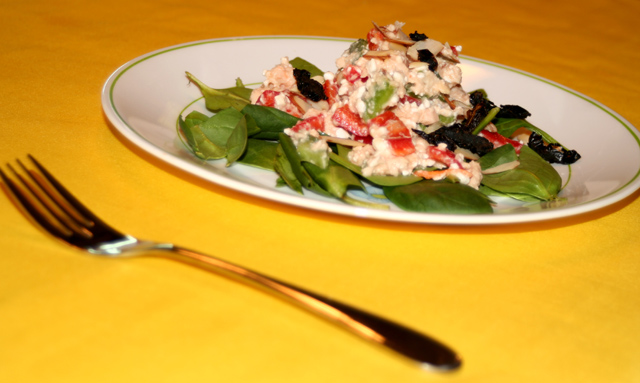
[250,22,482,188]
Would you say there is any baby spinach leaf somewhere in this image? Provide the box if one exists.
[241,104,300,140]
[297,139,330,169]
[304,161,389,209]
[183,110,210,125]
[289,57,324,78]
[479,144,518,171]
[278,133,331,197]
[225,116,248,166]
[186,72,251,112]
[481,171,552,201]
[238,139,278,171]
[179,112,231,159]
[518,145,562,196]
[181,122,227,160]
[241,112,262,137]
[384,181,493,214]
[303,161,364,199]
[493,118,560,145]
[481,146,561,201]
[179,112,205,151]
[180,108,252,165]
[279,133,310,188]
[274,143,303,193]
[479,184,543,203]
[199,108,244,146]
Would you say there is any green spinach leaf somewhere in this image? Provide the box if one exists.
[198,108,244,146]
[479,144,518,171]
[179,108,251,165]
[278,133,331,197]
[384,181,493,214]
[179,120,226,160]
[273,143,303,193]
[289,57,324,78]
[238,139,278,171]
[225,116,248,166]
[186,72,251,112]
[304,161,390,209]
[481,146,561,200]
[303,161,364,199]
[479,185,542,203]
[493,118,560,145]
[241,104,300,140]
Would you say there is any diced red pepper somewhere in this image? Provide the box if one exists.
[343,65,362,83]
[366,28,385,51]
[353,135,373,145]
[291,114,325,133]
[332,105,369,137]
[323,79,339,106]
[479,130,523,153]
[427,145,462,168]
[398,94,422,106]
[255,90,279,108]
[255,90,304,118]
[369,111,411,138]
[388,138,416,156]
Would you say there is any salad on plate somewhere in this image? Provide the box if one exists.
[179,22,580,214]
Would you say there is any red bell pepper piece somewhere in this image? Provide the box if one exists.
[332,105,369,137]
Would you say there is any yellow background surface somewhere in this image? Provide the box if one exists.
[1,0,639,382]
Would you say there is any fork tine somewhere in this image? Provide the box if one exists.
[3,156,127,249]
[2,155,115,238]
[28,155,127,236]
[0,163,74,238]
[16,158,96,237]
[25,155,97,228]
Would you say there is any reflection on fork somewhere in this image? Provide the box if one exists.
[0,155,462,371]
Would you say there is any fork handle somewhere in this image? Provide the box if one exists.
[154,244,461,371]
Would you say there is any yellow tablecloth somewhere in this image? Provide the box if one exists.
[2,0,639,382]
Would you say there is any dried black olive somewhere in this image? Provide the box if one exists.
[413,128,456,150]
[293,68,327,102]
[559,148,581,164]
[528,132,581,164]
[410,31,428,41]
[413,125,494,157]
[417,49,438,72]
[496,105,531,119]
[461,90,497,133]
[469,90,489,106]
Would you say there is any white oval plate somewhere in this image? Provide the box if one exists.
[102,36,640,225]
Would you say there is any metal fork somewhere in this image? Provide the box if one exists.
[0,155,461,371]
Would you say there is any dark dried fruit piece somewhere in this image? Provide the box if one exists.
[413,125,494,156]
[409,31,428,41]
[497,105,531,119]
[417,49,438,72]
[528,132,581,164]
[461,90,497,133]
[293,68,327,102]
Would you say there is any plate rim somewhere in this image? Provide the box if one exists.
[101,35,640,225]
